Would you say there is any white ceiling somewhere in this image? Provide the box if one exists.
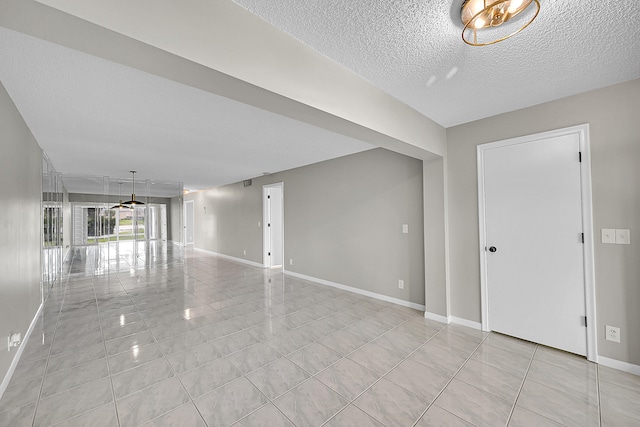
[0,26,373,195]
[1,1,639,194]
[231,0,640,127]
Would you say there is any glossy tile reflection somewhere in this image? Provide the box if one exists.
[0,243,638,426]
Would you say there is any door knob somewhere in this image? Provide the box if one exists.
[489,246,497,253]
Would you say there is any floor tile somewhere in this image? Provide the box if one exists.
[508,406,564,426]
[455,358,524,403]
[156,330,207,355]
[179,357,242,398]
[246,357,311,400]
[415,405,474,427]
[8,248,640,427]
[316,358,379,400]
[41,357,109,397]
[599,380,640,425]
[106,330,156,356]
[274,378,347,427]
[527,358,598,405]
[354,378,428,427]
[318,329,370,356]
[227,341,283,374]
[324,404,384,427]
[52,402,118,427]
[517,379,599,426]
[166,341,222,374]
[140,402,207,427]
[598,365,640,393]
[111,357,174,399]
[385,358,451,402]
[348,342,403,377]
[471,342,532,376]
[194,377,268,427]
[435,379,512,427]
[287,342,341,375]
[0,376,43,413]
[233,403,295,427]
[116,377,190,427]
[108,342,164,374]
[410,341,469,376]
[0,403,36,427]
[33,377,113,427]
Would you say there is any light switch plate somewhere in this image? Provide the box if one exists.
[615,229,630,245]
[402,224,408,234]
[601,229,616,244]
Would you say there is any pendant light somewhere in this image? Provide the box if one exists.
[110,182,126,210]
[461,0,540,46]
[123,170,145,206]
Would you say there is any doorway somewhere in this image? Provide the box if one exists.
[263,183,284,268]
[477,124,596,360]
[184,200,194,246]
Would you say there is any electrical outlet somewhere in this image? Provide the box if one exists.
[605,325,620,343]
[243,250,246,256]
[402,224,409,234]
[289,258,293,266]
[7,332,20,351]
[398,279,404,290]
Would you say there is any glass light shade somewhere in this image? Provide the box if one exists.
[461,0,540,46]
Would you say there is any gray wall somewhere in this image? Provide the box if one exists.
[446,78,640,365]
[186,148,426,306]
[0,81,43,385]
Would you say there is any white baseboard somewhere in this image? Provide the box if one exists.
[424,311,449,324]
[194,248,265,269]
[598,356,640,376]
[284,270,426,312]
[0,303,43,401]
[450,316,482,330]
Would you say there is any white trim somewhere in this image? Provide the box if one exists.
[598,356,640,376]
[284,270,426,312]
[183,200,194,246]
[194,248,265,269]
[262,182,284,269]
[0,303,43,401]
[477,124,597,361]
[424,311,449,324]
[451,316,482,330]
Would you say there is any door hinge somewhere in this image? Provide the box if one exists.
[579,152,582,162]
[583,316,588,327]
[581,233,584,243]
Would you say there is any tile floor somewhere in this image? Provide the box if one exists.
[1,242,639,426]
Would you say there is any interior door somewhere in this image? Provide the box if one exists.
[184,200,194,246]
[481,133,587,356]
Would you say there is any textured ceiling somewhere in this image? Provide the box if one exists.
[1,1,639,195]
[232,0,640,127]
[0,27,373,194]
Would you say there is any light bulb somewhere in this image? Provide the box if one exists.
[474,17,486,29]
[508,0,524,13]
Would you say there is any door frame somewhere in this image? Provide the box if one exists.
[183,200,194,246]
[477,124,597,362]
[263,182,284,268]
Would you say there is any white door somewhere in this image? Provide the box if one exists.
[184,200,194,246]
[479,127,594,357]
[263,183,284,267]
[160,205,167,242]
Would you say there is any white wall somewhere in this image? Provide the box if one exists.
[446,78,640,365]
[0,81,43,387]
[186,148,426,307]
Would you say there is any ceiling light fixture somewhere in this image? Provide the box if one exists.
[110,182,126,210]
[461,0,540,46]
[123,170,145,207]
